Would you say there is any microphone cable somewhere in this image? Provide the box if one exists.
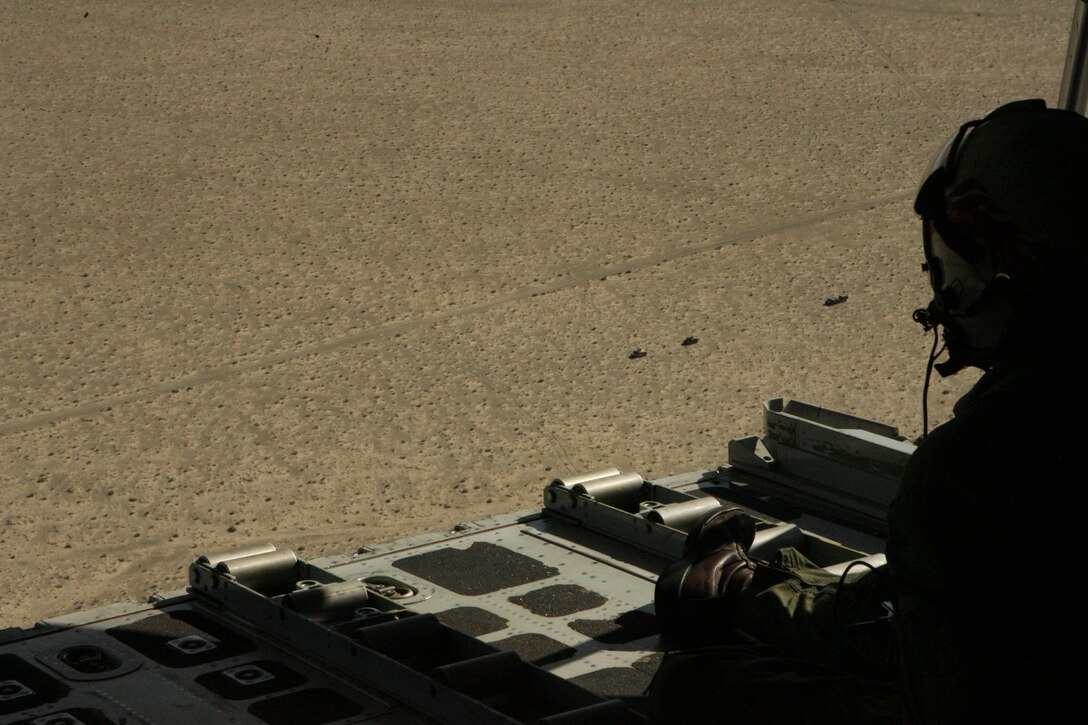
[920,325,944,440]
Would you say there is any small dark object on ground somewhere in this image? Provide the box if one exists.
[824,294,849,306]
[629,348,647,359]
[681,336,699,346]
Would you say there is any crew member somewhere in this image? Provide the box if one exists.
[651,99,1088,723]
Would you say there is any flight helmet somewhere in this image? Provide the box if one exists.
[913,99,1088,376]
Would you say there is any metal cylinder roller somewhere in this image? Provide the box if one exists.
[431,651,525,698]
[643,497,725,531]
[537,699,631,725]
[824,553,887,577]
[215,549,299,594]
[282,580,371,623]
[197,543,278,568]
[749,523,806,559]
[566,471,645,510]
[550,468,621,489]
[352,613,444,659]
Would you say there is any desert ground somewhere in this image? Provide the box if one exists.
[0,1,1073,628]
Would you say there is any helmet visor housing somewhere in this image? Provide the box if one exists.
[911,101,1050,366]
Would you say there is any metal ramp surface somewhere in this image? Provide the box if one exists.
[0,399,899,725]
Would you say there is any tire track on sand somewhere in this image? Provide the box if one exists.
[462,362,576,472]
[1,190,911,435]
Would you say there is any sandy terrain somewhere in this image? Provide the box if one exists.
[0,1,1072,628]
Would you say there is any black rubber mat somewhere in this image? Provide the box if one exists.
[0,653,70,716]
[393,542,558,595]
[434,606,509,636]
[509,584,607,617]
[568,609,659,644]
[195,660,306,700]
[106,609,256,668]
[248,687,363,724]
[568,667,653,699]
[490,633,576,666]
[631,651,666,676]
